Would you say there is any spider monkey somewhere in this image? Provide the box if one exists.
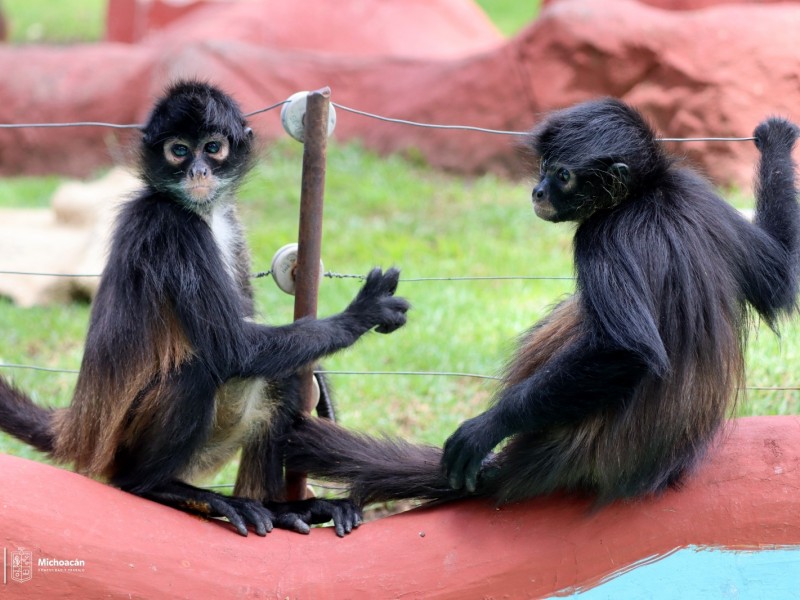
[282,98,799,509]
[0,80,410,536]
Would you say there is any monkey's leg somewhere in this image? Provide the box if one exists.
[235,376,360,537]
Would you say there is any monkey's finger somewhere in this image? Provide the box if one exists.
[380,267,401,295]
[240,504,272,537]
[362,267,384,291]
[329,505,346,537]
[210,499,249,537]
[464,457,483,494]
[272,511,312,535]
[333,502,361,536]
[444,448,467,490]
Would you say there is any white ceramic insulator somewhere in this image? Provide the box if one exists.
[280,91,337,143]
[270,243,324,295]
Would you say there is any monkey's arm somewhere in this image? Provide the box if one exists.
[442,338,649,492]
[444,235,665,493]
[739,117,800,321]
[237,268,409,380]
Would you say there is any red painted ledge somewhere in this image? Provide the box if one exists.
[1,416,799,598]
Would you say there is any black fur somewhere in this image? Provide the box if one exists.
[0,80,409,536]
[284,98,799,509]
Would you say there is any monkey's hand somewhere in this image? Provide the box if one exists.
[442,413,506,493]
[753,117,800,153]
[345,267,410,334]
[265,498,362,538]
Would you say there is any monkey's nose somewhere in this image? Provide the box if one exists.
[533,185,545,200]
[189,165,209,179]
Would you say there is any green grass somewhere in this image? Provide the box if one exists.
[475,0,541,36]
[0,140,798,489]
[3,0,106,43]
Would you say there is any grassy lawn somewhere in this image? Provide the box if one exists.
[475,0,541,36]
[3,0,106,43]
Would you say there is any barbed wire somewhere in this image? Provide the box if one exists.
[0,268,577,282]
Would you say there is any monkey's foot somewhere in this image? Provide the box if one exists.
[265,498,362,538]
[140,481,275,537]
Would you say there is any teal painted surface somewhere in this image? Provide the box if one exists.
[550,545,800,599]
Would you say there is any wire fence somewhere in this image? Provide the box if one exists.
[0,95,793,394]
[0,98,759,143]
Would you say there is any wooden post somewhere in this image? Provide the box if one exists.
[284,87,331,501]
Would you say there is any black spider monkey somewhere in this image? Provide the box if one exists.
[0,80,410,536]
[283,98,799,509]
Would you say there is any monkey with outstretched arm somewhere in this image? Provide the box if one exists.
[0,80,409,536]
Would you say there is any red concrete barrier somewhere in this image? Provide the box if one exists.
[1,416,799,598]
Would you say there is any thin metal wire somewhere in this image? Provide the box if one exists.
[0,270,100,278]
[657,137,756,143]
[244,100,290,118]
[323,370,501,381]
[0,100,288,130]
[0,121,142,130]
[321,272,575,282]
[331,101,758,143]
[332,102,530,136]
[0,363,79,374]
[0,94,759,143]
[0,362,795,391]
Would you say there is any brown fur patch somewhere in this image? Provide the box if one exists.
[504,295,585,386]
[52,303,193,478]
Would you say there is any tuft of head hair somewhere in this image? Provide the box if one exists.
[142,80,251,149]
[527,98,671,187]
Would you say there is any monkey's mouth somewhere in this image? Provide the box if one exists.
[183,182,216,202]
[532,198,558,221]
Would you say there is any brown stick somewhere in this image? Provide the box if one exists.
[284,87,330,501]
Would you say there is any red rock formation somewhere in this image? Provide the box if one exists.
[1,0,799,189]
[107,0,503,59]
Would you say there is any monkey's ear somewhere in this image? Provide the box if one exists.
[610,162,630,182]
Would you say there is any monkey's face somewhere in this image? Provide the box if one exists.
[161,134,232,208]
[532,159,631,223]
[142,129,251,213]
[532,160,589,222]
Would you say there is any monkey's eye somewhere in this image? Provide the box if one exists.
[205,141,221,154]
[171,144,190,158]
[557,168,571,183]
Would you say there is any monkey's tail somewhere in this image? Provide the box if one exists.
[0,376,55,454]
[283,416,468,506]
